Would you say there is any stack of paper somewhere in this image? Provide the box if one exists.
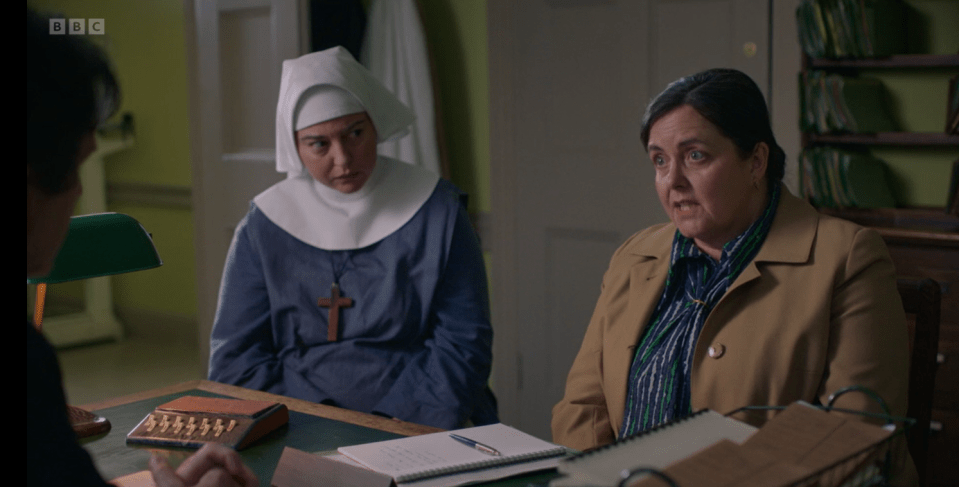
[552,410,757,487]
[550,403,896,487]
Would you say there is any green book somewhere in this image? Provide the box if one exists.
[796,0,905,58]
[805,147,830,207]
[841,151,897,208]
[857,0,907,57]
[801,72,898,134]
[827,74,855,132]
[838,76,898,133]
[796,2,822,58]
[799,149,820,206]
[839,0,866,56]
[821,0,844,57]
[799,147,897,209]
[827,0,857,57]
[814,147,838,208]
[810,0,835,57]
[827,149,854,207]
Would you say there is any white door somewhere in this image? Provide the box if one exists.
[489,0,771,440]
[190,0,304,371]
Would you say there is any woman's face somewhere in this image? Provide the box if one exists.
[296,112,378,194]
[647,105,768,259]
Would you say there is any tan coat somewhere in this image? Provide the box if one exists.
[552,189,910,453]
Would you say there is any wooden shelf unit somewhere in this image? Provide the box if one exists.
[803,48,958,486]
[807,53,959,69]
[806,132,959,146]
[817,207,959,244]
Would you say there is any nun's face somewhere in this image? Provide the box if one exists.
[296,112,378,193]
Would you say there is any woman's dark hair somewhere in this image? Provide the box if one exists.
[28,9,120,194]
[640,68,785,188]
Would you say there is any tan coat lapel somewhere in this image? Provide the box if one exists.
[724,189,818,297]
[692,190,825,412]
[603,224,673,434]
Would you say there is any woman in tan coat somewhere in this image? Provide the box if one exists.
[551,69,910,476]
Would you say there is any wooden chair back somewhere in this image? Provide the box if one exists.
[898,278,941,486]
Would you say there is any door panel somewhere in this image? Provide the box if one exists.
[651,1,768,99]
[192,0,299,370]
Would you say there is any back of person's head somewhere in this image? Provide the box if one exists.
[27,9,120,194]
[640,68,786,187]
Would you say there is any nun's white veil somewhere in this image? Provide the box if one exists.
[253,47,438,250]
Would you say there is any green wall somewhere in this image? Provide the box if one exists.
[418,0,493,285]
[29,0,198,318]
[420,0,491,213]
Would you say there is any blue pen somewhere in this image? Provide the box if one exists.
[449,433,502,456]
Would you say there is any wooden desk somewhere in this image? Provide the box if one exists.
[78,380,441,484]
[80,380,557,486]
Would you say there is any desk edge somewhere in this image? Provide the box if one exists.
[77,380,442,437]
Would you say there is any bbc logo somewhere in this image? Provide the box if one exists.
[49,18,105,35]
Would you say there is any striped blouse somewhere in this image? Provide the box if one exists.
[619,185,781,437]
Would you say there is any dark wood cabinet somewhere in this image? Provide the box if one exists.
[820,207,958,485]
[804,51,958,485]
[886,230,958,487]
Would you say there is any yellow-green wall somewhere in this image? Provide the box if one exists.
[420,0,491,213]
[418,0,493,286]
[29,0,197,319]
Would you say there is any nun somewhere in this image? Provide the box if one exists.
[209,47,496,429]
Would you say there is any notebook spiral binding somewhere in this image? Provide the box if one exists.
[563,409,712,464]
[397,448,566,483]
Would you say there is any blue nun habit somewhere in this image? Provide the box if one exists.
[208,47,496,429]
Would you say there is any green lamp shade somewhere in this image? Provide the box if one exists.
[27,213,162,284]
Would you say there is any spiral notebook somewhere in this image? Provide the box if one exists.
[338,423,566,483]
[553,410,757,487]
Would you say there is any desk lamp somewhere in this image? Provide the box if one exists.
[28,212,162,438]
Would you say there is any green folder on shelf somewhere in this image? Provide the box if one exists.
[855,0,907,57]
[837,76,898,133]
[796,0,906,58]
[800,71,898,134]
[800,147,897,209]
[842,152,897,208]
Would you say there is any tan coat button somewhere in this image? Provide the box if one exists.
[708,343,726,359]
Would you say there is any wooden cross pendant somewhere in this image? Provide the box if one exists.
[318,283,353,341]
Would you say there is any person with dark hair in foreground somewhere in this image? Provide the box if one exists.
[552,68,915,484]
[27,9,257,486]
